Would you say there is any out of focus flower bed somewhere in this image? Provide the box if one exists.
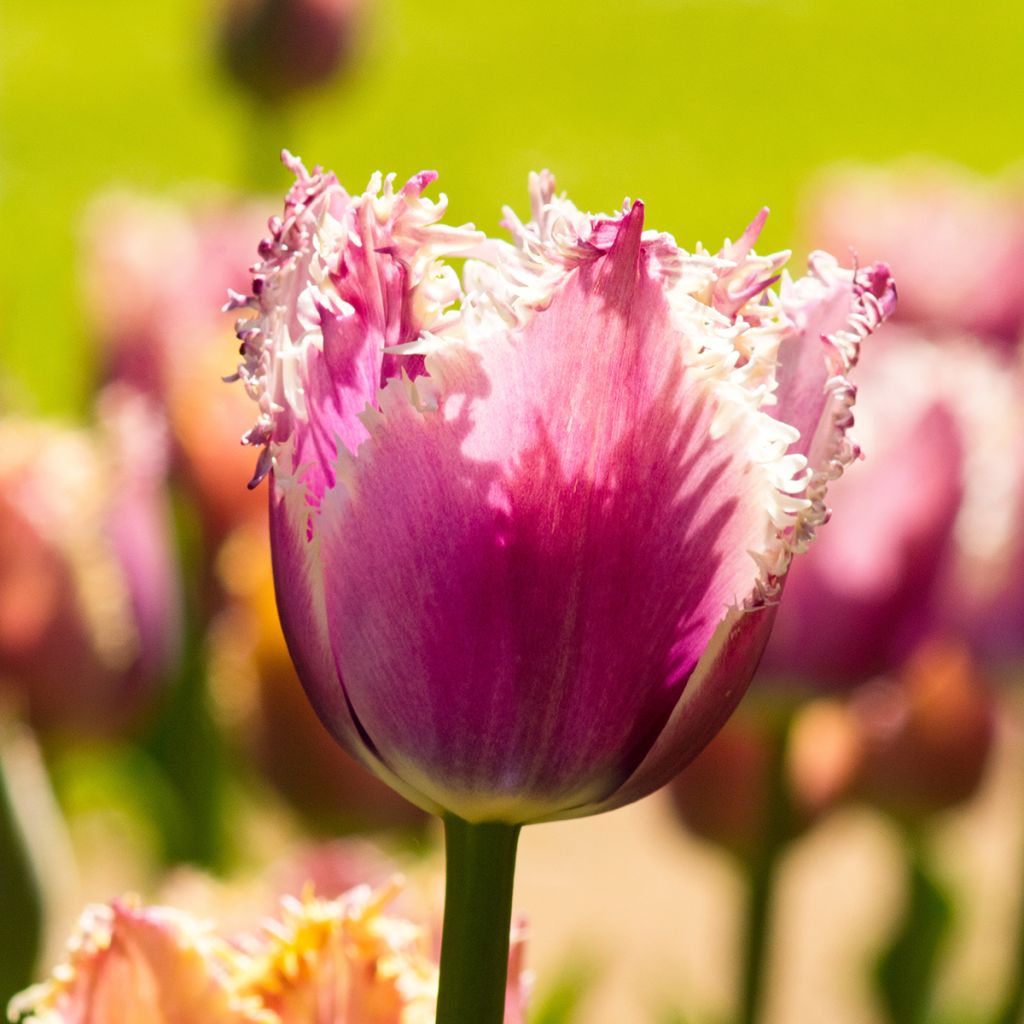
[0,389,181,734]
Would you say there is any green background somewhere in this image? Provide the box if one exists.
[2,0,1022,415]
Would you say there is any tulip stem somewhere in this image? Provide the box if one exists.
[0,721,45,1007]
[436,815,521,1024]
[739,714,792,1024]
[995,821,1024,1024]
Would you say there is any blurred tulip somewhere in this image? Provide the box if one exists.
[0,387,180,733]
[760,325,1022,689]
[211,523,425,833]
[668,698,861,860]
[81,193,269,539]
[806,162,1024,346]
[218,0,363,102]
[227,155,894,825]
[10,881,529,1024]
[850,635,996,820]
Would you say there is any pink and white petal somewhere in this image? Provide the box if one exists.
[10,899,267,1024]
[268,471,443,815]
[775,255,896,468]
[234,156,485,499]
[770,255,897,558]
[319,206,788,823]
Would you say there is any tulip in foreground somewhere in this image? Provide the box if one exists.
[228,154,894,1021]
[8,881,528,1023]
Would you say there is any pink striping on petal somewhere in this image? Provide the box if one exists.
[317,207,782,821]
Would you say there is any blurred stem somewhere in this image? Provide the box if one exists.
[0,724,44,1007]
[243,100,294,193]
[994,824,1024,1024]
[436,815,520,1024]
[739,713,792,1024]
[875,833,951,1024]
[141,494,229,870]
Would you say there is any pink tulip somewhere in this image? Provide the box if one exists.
[805,162,1024,346]
[8,898,267,1023]
[0,386,180,733]
[760,324,1022,688]
[227,154,894,825]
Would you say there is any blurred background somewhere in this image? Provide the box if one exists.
[2,0,1024,1021]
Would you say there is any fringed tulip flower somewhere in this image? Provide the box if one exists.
[9,882,529,1024]
[228,154,894,1022]
[0,387,181,733]
[8,898,269,1024]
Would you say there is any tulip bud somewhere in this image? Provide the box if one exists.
[851,635,995,819]
[668,699,861,859]
[0,388,180,734]
[218,0,362,102]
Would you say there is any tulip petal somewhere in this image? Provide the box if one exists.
[318,204,802,822]
[233,155,485,500]
[561,602,778,818]
[269,469,444,813]
[773,254,897,552]
[9,899,267,1023]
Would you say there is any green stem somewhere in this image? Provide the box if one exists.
[994,829,1024,1024]
[0,724,44,1007]
[436,815,521,1024]
[739,715,792,1024]
[874,830,951,1024]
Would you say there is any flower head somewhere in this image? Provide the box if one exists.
[229,155,894,824]
[9,882,529,1024]
[0,387,181,732]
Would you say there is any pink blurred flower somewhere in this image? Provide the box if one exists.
[10,882,529,1023]
[0,386,181,733]
[81,193,270,538]
[805,162,1024,346]
[760,325,1023,688]
[228,155,894,824]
